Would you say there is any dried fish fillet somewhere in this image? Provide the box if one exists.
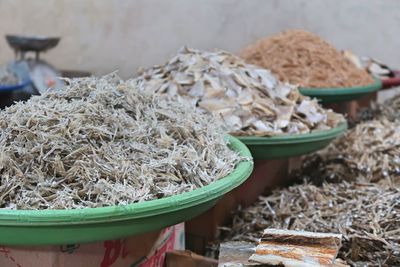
[0,74,244,210]
[240,30,374,88]
[249,229,343,267]
[133,47,344,136]
[217,182,400,266]
[218,230,348,267]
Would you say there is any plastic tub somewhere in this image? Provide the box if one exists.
[0,79,31,93]
[238,122,347,159]
[299,78,381,103]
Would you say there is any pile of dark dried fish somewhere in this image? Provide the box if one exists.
[0,74,244,210]
[300,119,400,187]
[358,93,400,123]
[219,182,400,266]
[0,66,19,85]
[133,47,344,136]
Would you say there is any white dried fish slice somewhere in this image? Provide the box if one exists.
[275,105,294,129]
[252,100,275,117]
[253,120,274,132]
[188,81,205,97]
[237,90,254,105]
[173,72,194,85]
[297,100,327,124]
[254,69,277,89]
[275,84,293,99]
[223,115,242,130]
[199,98,234,112]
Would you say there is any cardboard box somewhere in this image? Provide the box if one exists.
[0,223,184,267]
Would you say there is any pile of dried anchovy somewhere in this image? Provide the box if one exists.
[218,182,400,266]
[240,30,374,88]
[133,47,344,136]
[300,119,400,186]
[0,75,244,210]
[0,66,19,85]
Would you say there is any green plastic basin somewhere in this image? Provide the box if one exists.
[238,122,347,159]
[299,78,382,103]
[0,136,253,246]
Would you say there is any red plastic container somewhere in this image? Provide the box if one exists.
[381,71,400,89]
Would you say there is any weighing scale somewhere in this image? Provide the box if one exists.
[5,34,64,94]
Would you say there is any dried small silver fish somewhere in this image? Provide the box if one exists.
[0,74,244,210]
[132,47,344,137]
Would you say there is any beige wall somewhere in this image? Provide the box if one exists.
[0,0,399,79]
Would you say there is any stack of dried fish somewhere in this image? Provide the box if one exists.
[219,229,347,267]
[133,47,344,136]
[240,30,374,88]
[299,119,400,186]
[250,229,345,267]
[218,182,400,266]
[0,66,19,85]
[0,74,244,210]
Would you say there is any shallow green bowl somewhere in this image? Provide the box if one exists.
[299,78,382,103]
[0,136,253,246]
[238,122,347,159]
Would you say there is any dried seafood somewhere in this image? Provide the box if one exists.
[0,74,244,210]
[218,230,347,267]
[219,242,348,267]
[240,30,374,88]
[133,47,344,136]
[371,94,400,121]
[299,119,400,186]
[358,93,400,123]
[219,182,400,266]
[249,229,344,267]
[0,66,19,86]
[343,50,395,79]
